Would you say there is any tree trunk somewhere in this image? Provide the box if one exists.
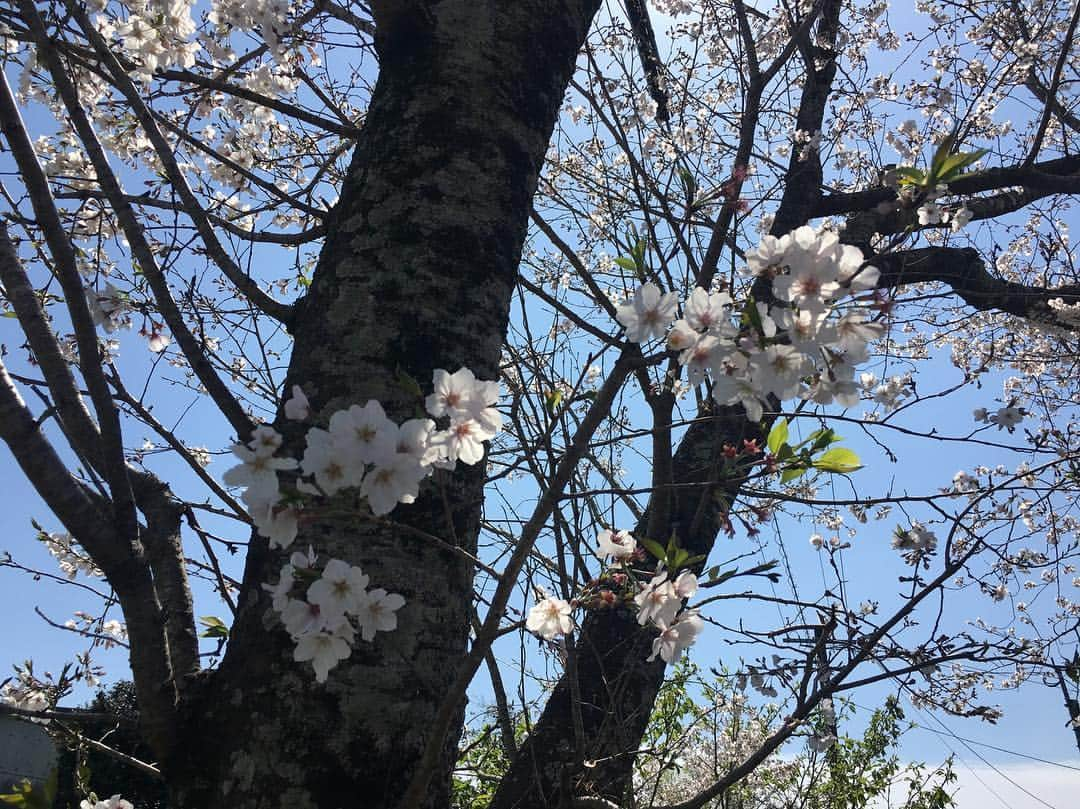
[166,5,599,807]
[491,409,759,808]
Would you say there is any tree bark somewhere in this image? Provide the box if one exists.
[166,4,600,808]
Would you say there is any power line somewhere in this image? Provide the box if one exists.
[848,698,1080,772]
[915,721,1080,772]
[914,702,1061,809]
[842,698,1010,809]
[926,720,1013,809]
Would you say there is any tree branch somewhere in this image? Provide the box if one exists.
[402,349,640,809]
[1,226,203,694]
[19,0,253,439]
[816,155,1080,219]
[0,222,104,473]
[0,360,178,763]
[158,69,362,138]
[1025,0,1080,163]
[0,68,140,550]
[874,246,1080,330]
[70,3,294,326]
[622,0,669,123]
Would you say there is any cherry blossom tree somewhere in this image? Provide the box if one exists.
[0,1,1078,808]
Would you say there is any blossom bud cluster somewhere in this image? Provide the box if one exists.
[634,567,703,663]
[526,529,704,665]
[615,226,885,420]
[263,549,404,682]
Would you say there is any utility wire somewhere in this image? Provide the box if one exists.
[915,721,1080,772]
[848,698,1080,772]
[926,722,1013,809]
[914,701,1061,809]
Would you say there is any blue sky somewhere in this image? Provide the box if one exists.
[2,2,1080,807]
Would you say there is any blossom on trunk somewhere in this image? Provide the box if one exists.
[354,588,407,642]
[294,631,352,683]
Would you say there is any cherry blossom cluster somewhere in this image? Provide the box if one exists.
[735,667,779,699]
[891,522,939,566]
[219,368,499,681]
[86,282,131,334]
[1047,296,1080,326]
[222,367,502,550]
[94,0,199,80]
[806,697,839,752]
[87,0,297,85]
[973,404,1024,432]
[207,0,294,60]
[263,548,404,682]
[634,567,703,663]
[85,280,172,352]
[39,531,102,580]
[910,184,974,233]
[615,226,885,420]
[0,677,48,715]
[64,613,127,649]
[526,528,703,664]
[859,371,913,416]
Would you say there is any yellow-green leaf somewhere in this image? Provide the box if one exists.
[0,770,56,809]
[766,418,789,455]
[780,464,808,483]
[812,447,863,474]
[894,166,926,186]
[935,149,989,182]
[641,537,667,562]
[199,615,229,639]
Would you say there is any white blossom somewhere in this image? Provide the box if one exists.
[284,385,310,420]
[597,529,636,561]
[526,596,573,640]
[615,282,678,342]
[294,631,352,683]
[329,401,397,466]
[307,559,370,619]
[647,610,704,663]
[361,453,427,515]
[354,589,406,642]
